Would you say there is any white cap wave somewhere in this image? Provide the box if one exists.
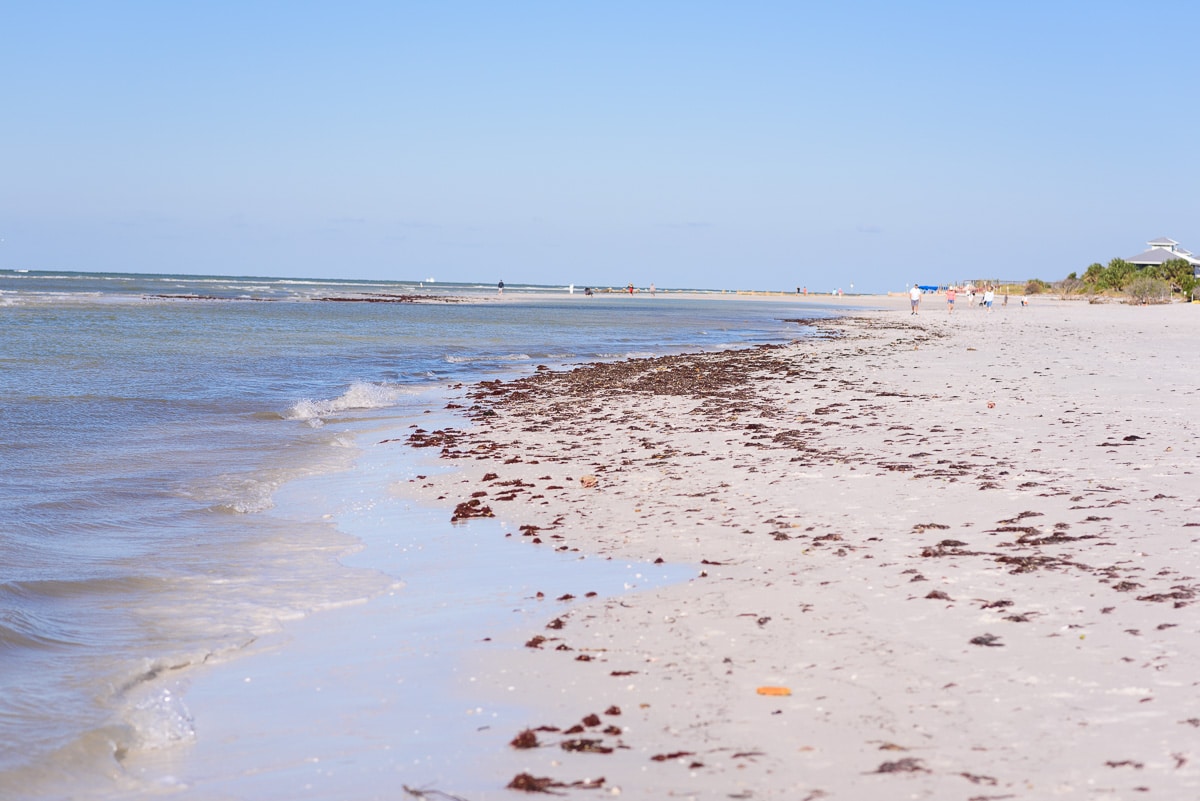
[284,381,414,426]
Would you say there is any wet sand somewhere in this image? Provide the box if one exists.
[398,295,1200,798]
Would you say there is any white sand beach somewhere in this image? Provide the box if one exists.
[134,295,1200,800]
[396,295,1200,799]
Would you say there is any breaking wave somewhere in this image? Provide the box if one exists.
[283,382,414,424]
[444,353,533,364]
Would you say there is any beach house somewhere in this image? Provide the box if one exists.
[1127,237,1200,277]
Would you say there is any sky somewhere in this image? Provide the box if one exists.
[2,1,1197,293]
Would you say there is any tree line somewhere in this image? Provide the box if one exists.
[1053,257,1197,304]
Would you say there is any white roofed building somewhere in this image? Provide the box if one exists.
[1126,237,1200,277]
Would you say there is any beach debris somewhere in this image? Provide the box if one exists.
[546,617,566,630]
[998,511,1043,524]
[871,757,928,774]
[319,293,464,304]
[1136,588,1196,605]
[507,772,607,793]
[731,750,766,760]
[924,590,952,601]
[605,705,621,715]
[561,738,613,753]
[510,729,540,749]
[403,784,472,800]
[969,633,1004,647]
[506,773,558,792]
[959,772,999,785]
[580,474,599,488]
[525,635,547,648]
[986,402,995,408]
[581,713,602,727]
[450,498,494,523]
[407,428,462,449]
[756,686,792,696]
[651,751,695,762]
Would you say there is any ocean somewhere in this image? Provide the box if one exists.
[0,270,835,798]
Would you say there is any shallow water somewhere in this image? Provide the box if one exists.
[0,269,838,796]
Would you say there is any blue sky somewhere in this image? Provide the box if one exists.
[2,1,1197,292]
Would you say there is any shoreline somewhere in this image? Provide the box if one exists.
[126,295,1200,799]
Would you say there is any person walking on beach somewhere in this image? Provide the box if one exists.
[909,284,921,315]
[946,286,956,313]
[984,286,995,312]
[498,280,504,295]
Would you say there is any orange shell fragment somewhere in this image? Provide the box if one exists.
[756,686,792,696]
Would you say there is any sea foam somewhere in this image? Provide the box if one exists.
[284,382,414,426]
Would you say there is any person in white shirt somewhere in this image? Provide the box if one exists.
[909,284,921,315]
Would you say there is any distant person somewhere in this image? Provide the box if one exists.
[984,286,995,311]
[498,280,504,295]
[909,284,921,315]
[584,287,593,296]
[803,286,808,296]
[650,283,656,296]
[1003,292,1009,307]
[627,283,635,294]
[946,286,956,313]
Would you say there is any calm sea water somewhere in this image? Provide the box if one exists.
[0,269,834,796]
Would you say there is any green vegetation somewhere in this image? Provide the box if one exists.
[1125,275,1172,305]
[959,257,1195,304]
[1068,256,1196,303]
[1151,258,1197,296]
[1083,258,1135,291]
[1058,277,1084,298]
